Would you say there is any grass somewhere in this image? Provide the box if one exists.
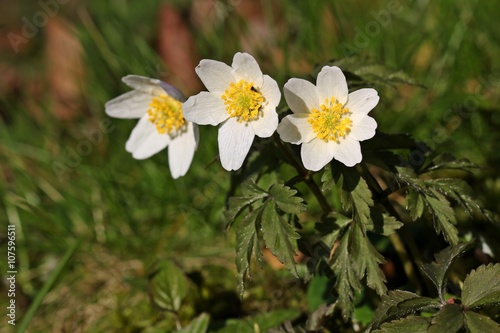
[1,0,499,332]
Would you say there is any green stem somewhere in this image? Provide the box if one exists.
[273,134,332,214]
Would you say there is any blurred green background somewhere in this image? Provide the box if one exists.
[1,0,499,331]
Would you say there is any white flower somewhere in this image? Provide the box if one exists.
[277,66,379,171]
[182,52,281,171]
[105,75,198,179]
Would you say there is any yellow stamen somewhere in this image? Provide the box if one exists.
[308,97,352,143]
[221,80,265,122]
[147,94,185,136]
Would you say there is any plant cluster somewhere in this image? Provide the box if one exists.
[105,52,499,332]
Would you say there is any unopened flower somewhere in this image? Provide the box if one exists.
[105,75,198,179]
[277,66,379,171]
[183,52,281,171]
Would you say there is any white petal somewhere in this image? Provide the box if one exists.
[260,74,281,108]
[122,75,165,96]
[284,78,319,114]
[250,74,280,138]
[345,88,380,115]
[125,115,170,159]
[168,123,198,179]
[349,114,377,141]
[331,138,362,167]
[231,52,264,88]
[105,90,150,119]
[183,92,229,126]
[277,114,316,144]
[218,118,255,171]
[250,104,278,138]
[301,138,336,171]
[195,59,235,93]
[316,66,348,105]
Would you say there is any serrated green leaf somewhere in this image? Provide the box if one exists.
[178,313,210,333]
[225,180,268,227]
[425,154,478,173]
[350,223,387,295]
[426,178,493,222]
[336,166,374,233]
[369,290,422,330]
[372,316,431,333]
[149,260,189,312]
[321,164,335,192]
[318,212,352,247]
[261,203,300,277]
[384,297,440,323]
[464,310,500,333]
[331,229,361,321]
[418,242,471,302]
[407,187,425,220]
[235,207,264,294]
[425,189,459,244]
[462,263,500,309]
[428,304,464,333]
[268,183,307,214]
[369,208,403,236]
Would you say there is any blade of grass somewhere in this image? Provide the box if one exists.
[16,240,80,333]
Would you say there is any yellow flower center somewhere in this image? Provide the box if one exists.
[147,94,185,135]
[308,98,352,143]
[221,80,265,122]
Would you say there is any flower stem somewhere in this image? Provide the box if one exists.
[273,134,332,214]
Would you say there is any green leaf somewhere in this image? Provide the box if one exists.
[464,310,500,333]
[462,263,500,309]
[261,202,300,277]
[426,178,493,222]
[369,208,403,236]
[307,275,335,311]
[331,228,361,321]
[407,187,425,221]
[318,212,352,247]
[178,313,210,333]
[428,304,464,333]
[418,242,472,302]
[149,260,189,312]
[372,316,431,333]
[425,189,459,244]
[321,164,335,192]
[369,290,423,330]
[235,207,264,294]
[384,296,441,322]
[268,183,307,214]
[225,180,267,228]
[350,223,387,295]
[425,154,479,173]
[333,163,373,233]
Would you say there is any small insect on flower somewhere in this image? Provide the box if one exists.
[277,66,379,171]
[105,75,198,179]
[182,52,281,171]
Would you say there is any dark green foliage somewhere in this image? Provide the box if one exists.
[367,244,500,332]
[228,180,305,293]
